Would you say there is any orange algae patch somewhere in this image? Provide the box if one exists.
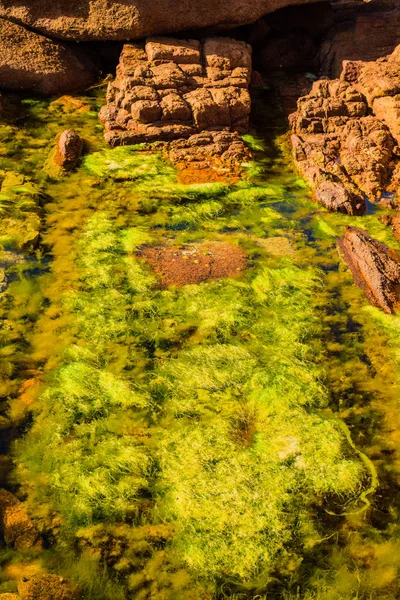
[138,242,247,287]
[175,162,242,185]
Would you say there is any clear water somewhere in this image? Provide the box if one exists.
[1,86,400,599]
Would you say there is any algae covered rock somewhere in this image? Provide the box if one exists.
[18,574,78,600]
[0,172,43,250]
[0,489,42,551]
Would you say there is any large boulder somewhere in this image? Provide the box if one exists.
[0,489,42,551]
[0,0,331,42]
[0,19,97,95]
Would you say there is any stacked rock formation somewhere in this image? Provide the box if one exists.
[289,44,400,215]
[99,37,251,147]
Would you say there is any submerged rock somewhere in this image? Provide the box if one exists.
[18,574,78,600]
[338,226,400,314]
[0,489,42,551]
[157,130,251,183]
[0,0,332,42]
[139,242,247,287]
[0,18,96,95]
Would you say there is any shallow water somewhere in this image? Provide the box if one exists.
[1,86,400,599]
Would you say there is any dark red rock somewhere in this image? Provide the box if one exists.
[338,226,400,313]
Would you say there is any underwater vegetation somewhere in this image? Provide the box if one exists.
[1,88,400,600]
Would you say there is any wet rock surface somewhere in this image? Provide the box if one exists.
[289,44,400,213]
[338,226,400,314]
[0,18,97,95]
[100,37,252,147]
[139,242,247,287]
[0,489,42,551]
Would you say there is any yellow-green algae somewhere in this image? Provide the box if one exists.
[0,88,400,600]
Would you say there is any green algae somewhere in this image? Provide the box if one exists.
[1,87,400,600]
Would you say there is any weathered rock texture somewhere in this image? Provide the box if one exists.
[139,242,247,287]
[290,44,400,214]
[18,574,78,600]
[54,130,83,170]
[0,19,96,95]
[319,2,400,78]
[0,489,42,551]
[338,227,400,314]
[155,130,252,183]
[100,37,252,147]
[0,0,331,42]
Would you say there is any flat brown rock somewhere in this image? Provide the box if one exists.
[0,19,96,95]
[338,226,400,314]
[138,242,247,287]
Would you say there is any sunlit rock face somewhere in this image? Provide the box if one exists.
[0,0,331,42]
[338,227,400,314]
[289,44,400,215]
[0,18,97,95]
[99,37,252,147]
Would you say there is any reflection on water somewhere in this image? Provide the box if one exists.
[0,87,400,599]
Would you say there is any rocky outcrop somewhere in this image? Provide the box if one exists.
[54,130,83,170]
[18,574,78,600]
[290,44,400,213]
[100,37,252,147]
[319,2,400,78]
[0,0,331,42]
[0,19,97,95]
[338,226,400,314]
[0,489,42,551]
